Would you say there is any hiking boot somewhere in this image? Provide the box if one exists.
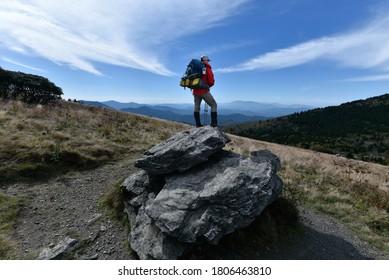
[194,112,202,127]
[211,112,218,127]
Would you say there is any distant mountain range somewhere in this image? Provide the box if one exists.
[80,100,314,126]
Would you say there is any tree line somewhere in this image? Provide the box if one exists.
[0,67,63,104]
[225,94,389,165]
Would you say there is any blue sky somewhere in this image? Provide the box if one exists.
[1,0,389,107]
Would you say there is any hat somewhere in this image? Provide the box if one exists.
[200,55,211,61]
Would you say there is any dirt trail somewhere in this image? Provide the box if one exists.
[3,160,136,260]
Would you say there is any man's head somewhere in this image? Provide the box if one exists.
[200,55,210,62]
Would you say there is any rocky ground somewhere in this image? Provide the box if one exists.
[3,160,136,260]
[2,159,387,260]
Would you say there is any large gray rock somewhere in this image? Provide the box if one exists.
[134,126,230,174]
[122,127,283,259]
[146,150,282,245]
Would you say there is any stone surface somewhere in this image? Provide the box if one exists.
[127,202,188,260]
[134,126,230,174]
[146,150,283,245]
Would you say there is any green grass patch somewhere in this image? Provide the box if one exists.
[100,179,133,255]
[101,180,128,225]
[0,194,21,259]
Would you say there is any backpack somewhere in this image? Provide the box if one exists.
[179,59,209,90]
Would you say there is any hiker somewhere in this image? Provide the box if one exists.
[193,55,218,127]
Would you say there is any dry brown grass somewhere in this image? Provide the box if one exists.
[226,134,389,254]
[226,135,388,191]
[0,99,188,183]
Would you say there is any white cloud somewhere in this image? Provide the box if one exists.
[2,57,47,72]
[191,40,258,58]
[217,15,389,75]
[0,0,250,76]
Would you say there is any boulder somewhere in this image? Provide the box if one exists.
[134,126,230,174]
[122,127,283,259]
[146,150,282,245]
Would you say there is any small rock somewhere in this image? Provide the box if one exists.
[37,237,78,260]
[89,254,99,260]
[87,213,103,225]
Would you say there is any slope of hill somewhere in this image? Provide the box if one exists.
[225,94,389,165]
[0,99,388,260]
[0,99,188,183]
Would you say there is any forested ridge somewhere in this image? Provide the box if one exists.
[225,94,389,165]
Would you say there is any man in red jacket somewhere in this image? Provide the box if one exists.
[193,55,218,127]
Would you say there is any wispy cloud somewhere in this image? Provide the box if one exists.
[190,40,258,59]
[340,73,389,82]
[2,57,47,72]
[217,15,389,77]
[0,0,250,76]
[300,85,320,91]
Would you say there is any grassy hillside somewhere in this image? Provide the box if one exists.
[0,99,189,258]
[0,99,188,183]
[1,99,388,258]
[225,94,389,165]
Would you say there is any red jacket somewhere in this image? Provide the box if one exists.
[193,61,214,95]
